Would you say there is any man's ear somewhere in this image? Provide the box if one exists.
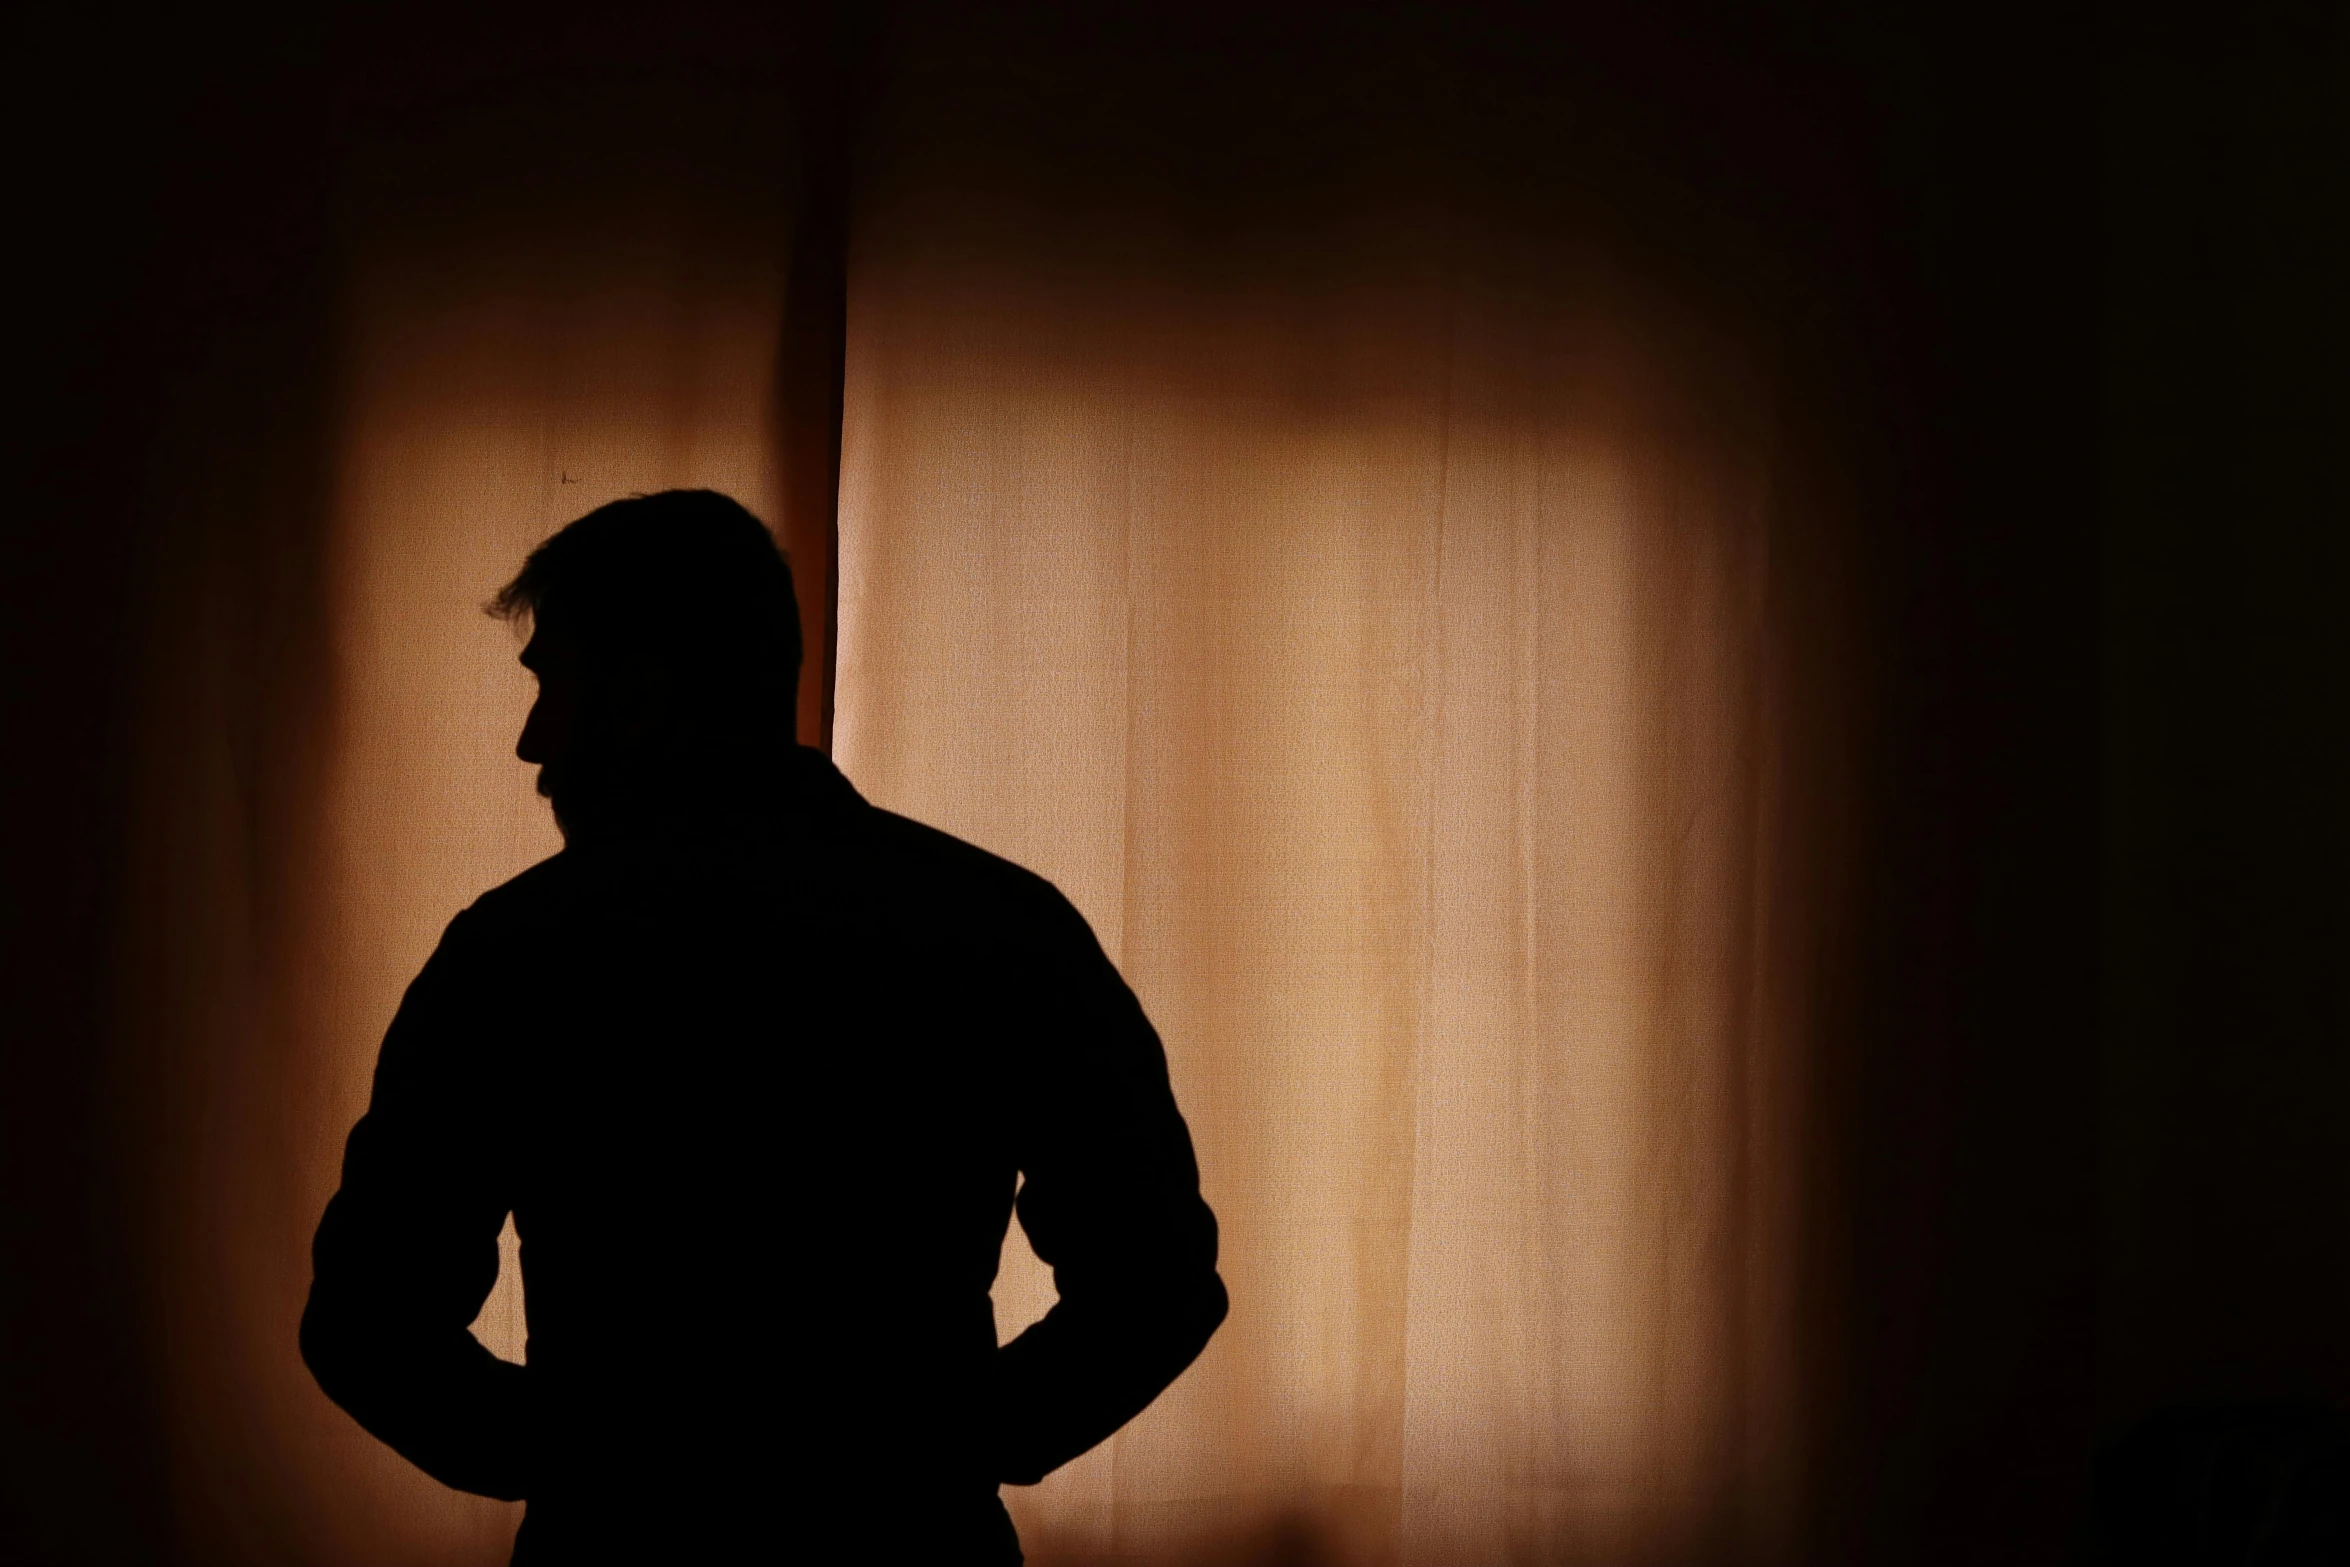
[604,656,675,746]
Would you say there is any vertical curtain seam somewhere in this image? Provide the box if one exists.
[1739,418,1787,1552]
[1395,236,1462,1523]
[1111,345,1141,1556]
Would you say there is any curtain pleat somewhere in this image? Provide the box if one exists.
[120,75,804,1564]
[112,11,1872,1563]
[836,191,1813,1563]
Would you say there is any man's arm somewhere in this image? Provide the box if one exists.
[300,912,532,1500]
[995,891,1228,1486]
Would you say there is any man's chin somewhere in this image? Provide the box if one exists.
[535,769,583,840]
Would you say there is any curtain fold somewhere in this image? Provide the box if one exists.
[105,9,1883,1564]
[836,181,1824,1562]
[114,59,807,1564]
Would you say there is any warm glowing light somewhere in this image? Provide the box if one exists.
[835,199,1799,1564]
[299,220,788,1563]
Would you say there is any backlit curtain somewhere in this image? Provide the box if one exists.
[113,59,805,1565]
[836,204,1811,1567]
[111,9,1863,1565]
[826,10,1840,1561]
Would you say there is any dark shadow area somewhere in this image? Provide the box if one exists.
[2099,1405,2350,1566]
[2101,0,2350,1444]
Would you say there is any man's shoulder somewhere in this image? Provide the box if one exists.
[856,807,1083,934]
[431,804,1097,950]
[859,806,1060,898]
[445,852,581,943]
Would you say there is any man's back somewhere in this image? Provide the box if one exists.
[302,747,1227,1563]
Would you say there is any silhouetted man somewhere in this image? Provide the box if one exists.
[301,491,1227,1564]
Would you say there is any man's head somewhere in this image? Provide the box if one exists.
[491,490,801,839]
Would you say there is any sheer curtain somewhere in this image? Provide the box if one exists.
[116,70,806,1565]
[308,185,797,1567]
[113,12,1866,1564]
[835,187,1818,1563]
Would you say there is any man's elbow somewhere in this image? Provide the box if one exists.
[299,1285,375,1414]
[1188,1269,1229,1350]
[1087,1260,1227,1374]
[1148,1265,1227,1372]
[298,1301,336,1392]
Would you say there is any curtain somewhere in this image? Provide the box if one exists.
[822,10,1853,1561]
[836,203,1816,1567]
[105,9,1874,1564]
[112,61,806,1565]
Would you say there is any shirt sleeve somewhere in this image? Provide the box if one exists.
[993,888,1229,1486]
[300,910,533,1500]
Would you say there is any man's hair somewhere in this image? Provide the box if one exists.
[492,489,802,736]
